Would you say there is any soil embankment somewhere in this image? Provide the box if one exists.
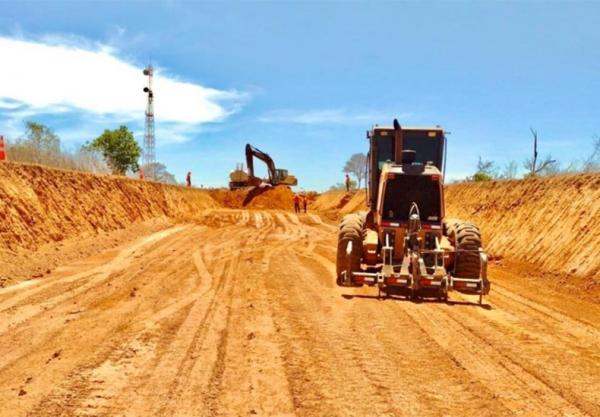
[445,174,600,282]
[208,185,295,210]
[309,189,367,220]
[0,163,300,285]
[0,162,219,253]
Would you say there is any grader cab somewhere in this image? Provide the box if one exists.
[336,120,490,303]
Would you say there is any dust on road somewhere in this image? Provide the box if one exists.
[0,209,598,417]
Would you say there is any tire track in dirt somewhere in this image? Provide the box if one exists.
[15,227,209,417]
[67,247,224,415]
[395,302,591,417]
[491,284,600,333]
[283,219,597,417]
[445,292,600,416]
[2,208,599,417]
[286,233,513,417]
[163,211,289,417]
[0,226,186,313]
[0,227,191,374]
[265,249,404,416]
[85,210,285,417]
[34,223,230,415]
[75,224,248,416]
[201,210,296,416]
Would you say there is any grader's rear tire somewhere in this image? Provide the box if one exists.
[336,213,364,286]
[452,221,482,278]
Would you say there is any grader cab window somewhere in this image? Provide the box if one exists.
[404,135,442,167]
[383,175,441,222]
[373,129,444,170]
[376,135,394,169]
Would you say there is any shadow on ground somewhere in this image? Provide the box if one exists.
[341,293,492,309]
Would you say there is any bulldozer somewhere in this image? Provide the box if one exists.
[336,119,490,304]
[229,144,297,190]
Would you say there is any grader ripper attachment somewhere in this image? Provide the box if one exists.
[336,119,490,304]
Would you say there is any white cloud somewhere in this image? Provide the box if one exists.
[259,109,414,125]
[0,35,247,142]
[259,109,347,124]
[0,98,23,110]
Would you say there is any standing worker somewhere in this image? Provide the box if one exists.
[0,135,6,161]
[186,171,192,187]
[302,195,308,213]
[345,174,351,192]
[293,194,301,214]
[139,168,145,180]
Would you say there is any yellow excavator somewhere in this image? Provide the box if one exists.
[229,144,297,190]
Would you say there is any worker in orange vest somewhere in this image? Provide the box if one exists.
[302,195,308,213]
[139,168,145,180]
[0,135,6,161]
[293,194,301,214]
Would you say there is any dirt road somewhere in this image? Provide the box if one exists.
[1,209,599,417]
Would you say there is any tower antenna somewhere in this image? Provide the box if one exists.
[142,65,156,179]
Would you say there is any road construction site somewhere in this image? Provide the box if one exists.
[0,162,599,417]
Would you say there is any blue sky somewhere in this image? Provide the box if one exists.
[0,1,598,189]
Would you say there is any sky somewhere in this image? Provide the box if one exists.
[0,1,598,189]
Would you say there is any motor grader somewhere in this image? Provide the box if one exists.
[336,119,490,303]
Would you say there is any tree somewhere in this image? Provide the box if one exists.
[140,162,177,184]
[471,156,496,181]
[582,134,600,172]
[537,160,562,176]
[524,128,556,177]
[5,121,111,173]
[24,122,61,159]
[343,153,367,189]
[7,121,61,164]
[84,126,141,175]
[72,147,110,174]
[501,160,519,179]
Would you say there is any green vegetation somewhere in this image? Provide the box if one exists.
[84,126,141,175]
[4,121,180,184]
[467,131,599,182]
[471,157,496,182]
[5,121,108,173]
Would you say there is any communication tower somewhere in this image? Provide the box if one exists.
[143,65,156,179]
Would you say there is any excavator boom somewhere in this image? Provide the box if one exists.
[246,144,277,183]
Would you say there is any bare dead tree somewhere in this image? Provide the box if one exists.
[501,160,518,179]
[582,134,600,172]
[343,153,367,188]
[524,128,556,177]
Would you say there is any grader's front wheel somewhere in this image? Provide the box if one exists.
[446,219,483,279]
[335,213,364,286]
